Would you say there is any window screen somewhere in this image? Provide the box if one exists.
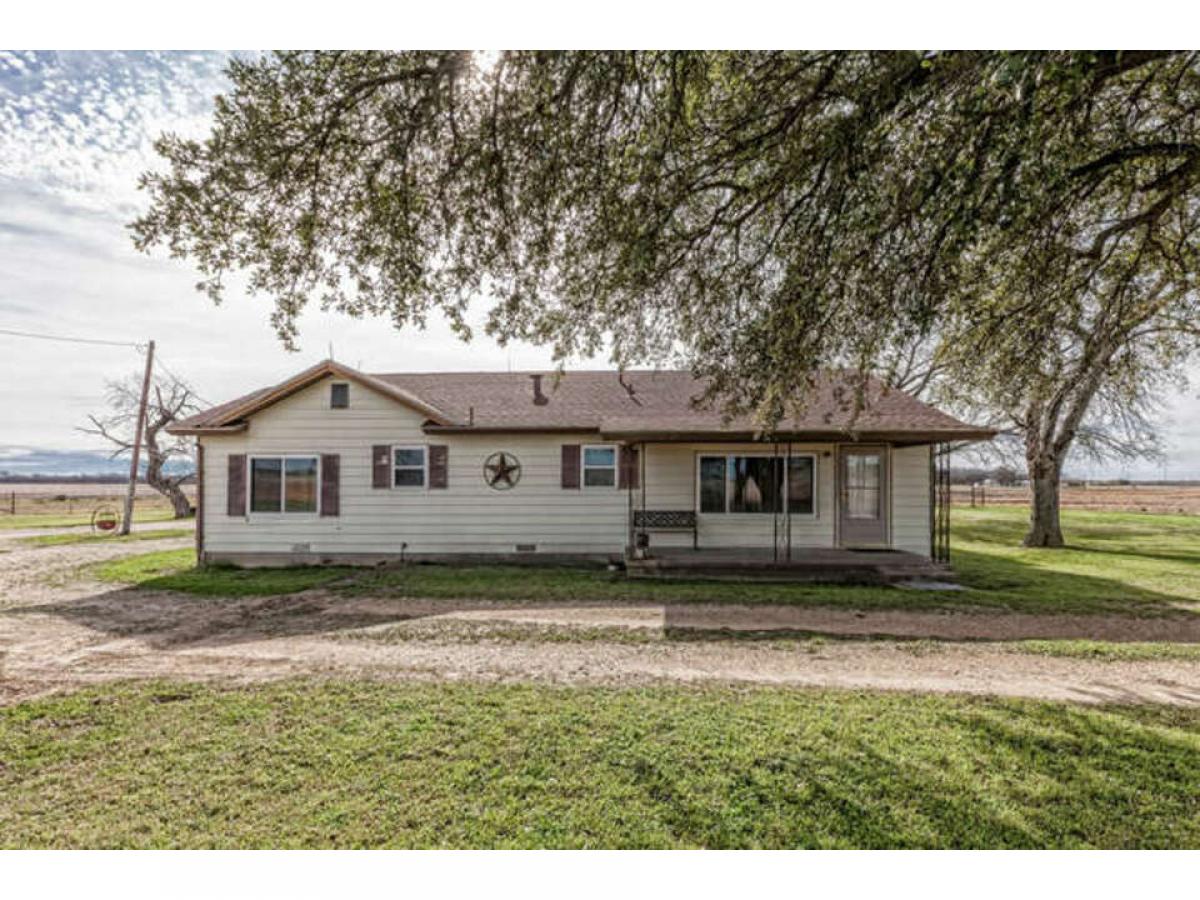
[393,447,426,487]
[582,446,617,487]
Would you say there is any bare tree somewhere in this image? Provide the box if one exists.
[81,374,201,519]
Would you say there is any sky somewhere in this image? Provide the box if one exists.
[0,50,1197,478]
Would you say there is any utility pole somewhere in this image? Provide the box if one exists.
[120,340,155,536]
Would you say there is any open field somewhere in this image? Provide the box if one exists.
[1,680,1197,848]
[0,509,179,531]
[0,481,194,528]
[952,483,1200,515]
[18,528,193,548]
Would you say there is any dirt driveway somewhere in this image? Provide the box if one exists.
[2,535,1200,707]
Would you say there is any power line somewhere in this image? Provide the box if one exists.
[154,353,215,407]
[0,325,145,349]
[1,324,219,409]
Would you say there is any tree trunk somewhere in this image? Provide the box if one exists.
[145,450,194,519]
[1024,456,1064,547]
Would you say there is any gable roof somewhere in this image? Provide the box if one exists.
[169,362,995,442]
[169,360,453,434]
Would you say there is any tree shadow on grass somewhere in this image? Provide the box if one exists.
[948,547,1199,617]
[609,699,1200,847]
[8,532,1200,655]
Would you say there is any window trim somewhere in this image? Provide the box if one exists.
[581,443,619,490]
[391,444,429,490]
[246,454,322,517]
[330,382,350,409]
[694,451,818,517]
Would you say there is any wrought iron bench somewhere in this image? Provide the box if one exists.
[633,510,698,550]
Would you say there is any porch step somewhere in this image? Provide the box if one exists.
[625,551,955,586]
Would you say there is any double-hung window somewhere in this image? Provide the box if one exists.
[582,445,618,487]
[393,446,427,488]
[250,455,319,514]
[698,454,817,515]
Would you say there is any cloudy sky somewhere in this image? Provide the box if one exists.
[0,51,592,464]
[1,50,1197,478]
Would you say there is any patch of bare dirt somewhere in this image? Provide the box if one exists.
[3,539,1200,707]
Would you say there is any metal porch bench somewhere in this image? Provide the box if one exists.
[633,509,699,550]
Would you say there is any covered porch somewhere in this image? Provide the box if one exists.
[614,433,954,584]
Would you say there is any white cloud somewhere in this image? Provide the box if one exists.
[0,51,597,453]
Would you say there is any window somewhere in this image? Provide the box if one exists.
[393,446,426,487]
[729,457,782,513]
[249,456,319,514]
[699,456,726,513]
[698,453,817,515]
[787,456,816,515]
[330,383,349,408]
[582,445,617,487]
[845,453,881,519]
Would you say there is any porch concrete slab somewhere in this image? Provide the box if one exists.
[626,547,951,585]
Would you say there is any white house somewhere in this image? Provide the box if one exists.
[168,360,993,574]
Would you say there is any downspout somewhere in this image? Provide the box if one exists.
[195,440,204,564]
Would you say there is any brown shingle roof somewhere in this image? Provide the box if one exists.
[170,361,994,442]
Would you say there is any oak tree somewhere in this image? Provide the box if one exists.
[133,51,1200,544]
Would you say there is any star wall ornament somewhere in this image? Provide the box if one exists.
[483,451,522,490]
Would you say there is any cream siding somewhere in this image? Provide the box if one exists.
[890,444,933,557]
[199,375,932,561]
[201,376,628,557]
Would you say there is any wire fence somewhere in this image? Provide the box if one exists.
[950,483,1200,515]
[0,484,195,521]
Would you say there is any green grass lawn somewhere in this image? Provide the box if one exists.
[91,508,1200,617]
[952,507,1200,615]
[0,680,1196,848]
[0,508,178,531]
[19,528,192,548]
[1013,639,1200,662]
[94,550,354,597]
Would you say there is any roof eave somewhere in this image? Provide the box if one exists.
[597,428,998,443]
[165,422,250,437]
[422,424,601,435]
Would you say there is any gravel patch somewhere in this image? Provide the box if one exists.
[2,539,1199,707]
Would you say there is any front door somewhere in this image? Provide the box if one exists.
[838,445,888,548]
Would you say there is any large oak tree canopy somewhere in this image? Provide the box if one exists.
[132,50,1200,427]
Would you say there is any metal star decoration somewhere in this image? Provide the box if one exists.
[483,451,522,490]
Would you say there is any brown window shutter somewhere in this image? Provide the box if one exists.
[226,454,246,517]
[320,454,340,516]
[561,444,581,489]
[428,445,449,489]
[619,445,639,490]
[372,444,391,488]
